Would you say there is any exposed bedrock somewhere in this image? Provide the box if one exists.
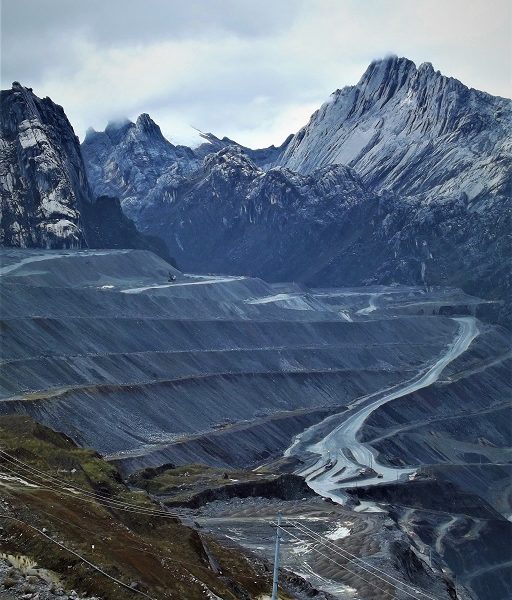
[166,474,314,509]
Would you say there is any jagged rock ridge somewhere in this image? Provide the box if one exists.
[79,58,511,317]
[0,82,89,248]
[0,83,171,259]
[126,146,376,279]
[82,114,199,203]
[278,55,512,202]
[82,117,291,212]
[84,56,511,320]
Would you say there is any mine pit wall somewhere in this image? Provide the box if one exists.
[349,482,512,600]
[0,369,404,460]
[350,323,512,600]
[0,315,458,363]
[110,408,336,475]
[361,358,511,465]
[165,474,314,509]
[358,324,512,518]
[0,340,444,399]
[0,250,460,466]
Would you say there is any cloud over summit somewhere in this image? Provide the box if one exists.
[2,0,510,148]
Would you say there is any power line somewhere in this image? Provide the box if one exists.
[0,450,185,518]
[287,521,428,600]
[288,519,439,600]
[0,450,440,600]
[0,458,184,520]
[280,524,400,600]
[0,514,158,599]
[0,458,181,518]
[0,463,180,521]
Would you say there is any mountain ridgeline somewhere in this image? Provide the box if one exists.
[0,83,172,260]
[1,56,510,319]
[81,56,511,321]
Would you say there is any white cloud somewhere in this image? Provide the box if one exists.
[2,0,510,148]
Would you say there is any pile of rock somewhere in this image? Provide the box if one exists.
[0,558,102,600]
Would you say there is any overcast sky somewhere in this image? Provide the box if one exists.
[2,0,511,148]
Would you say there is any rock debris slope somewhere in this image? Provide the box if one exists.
[0,248,509,600]
[0,248,465,470]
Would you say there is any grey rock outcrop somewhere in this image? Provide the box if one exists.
[0,82,89,248]
[278,55,512,202]
[0,83,171,260]
[82,113,198,205]
[126,146,376,280]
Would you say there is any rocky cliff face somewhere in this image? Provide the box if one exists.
[0,82,90,248]
[278,55,512,203]
[0,83,171,259]
[82,118,290,214]
[82,113,199,207]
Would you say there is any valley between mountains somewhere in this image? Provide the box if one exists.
[0,53,510,600]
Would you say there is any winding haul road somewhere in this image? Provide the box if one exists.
[0,249,129,277]
[287,316,479,503]
[120,275,246,294]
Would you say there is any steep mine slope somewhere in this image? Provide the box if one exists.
[278,55,512,202]
[0,83,169,258]
[0,248,508,600]
[0,248,466,471]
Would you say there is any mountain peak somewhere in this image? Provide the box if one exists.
[105,117,131,130]
[418,61,435,73]
[136,112,158,132]
[278,56,511,201]
[104,118,132,144]
[84,126,99,142]
[0,82,89,248]
[133,112,170,145]
[357,55,416,94]
[204,146,260,178]
[371,54,413,68]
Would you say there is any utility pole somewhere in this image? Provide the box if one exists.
[271,514,282,600]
